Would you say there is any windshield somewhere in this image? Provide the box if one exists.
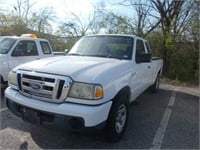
[68,36,133,60]
[0,38,17,54]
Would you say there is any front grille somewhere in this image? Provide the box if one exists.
[17,70,72,103]
[23,74,55,82]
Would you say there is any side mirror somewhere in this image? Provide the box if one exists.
[64,49,69,54]
[136,53,152,63]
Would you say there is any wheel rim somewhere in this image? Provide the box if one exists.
[115,104,127,133]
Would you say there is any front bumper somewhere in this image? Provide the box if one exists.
[5,87,112,128]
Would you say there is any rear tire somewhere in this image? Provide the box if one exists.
[105,92,130,142]
[150,74,160,93]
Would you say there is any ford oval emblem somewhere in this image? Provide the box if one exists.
[30,82,42,90]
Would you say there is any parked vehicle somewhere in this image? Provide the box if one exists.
[0,34,53,88]
[52,49,68,56]
[5,34,163,141]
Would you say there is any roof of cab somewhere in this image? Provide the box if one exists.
[0,34,48,41]
[85,34,137,39]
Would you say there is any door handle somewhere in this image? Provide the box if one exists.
[148,66,151,69]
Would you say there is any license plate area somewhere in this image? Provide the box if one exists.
[22,107,40,124]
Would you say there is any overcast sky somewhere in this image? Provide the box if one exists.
[0,0,133,20]
[0,0,94,19]
[0,0,135,34]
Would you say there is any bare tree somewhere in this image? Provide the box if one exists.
[112,0,197,76]
[60,9,101,37]
[29,7,56,33]
[13,0,35,24]
[0,12,27,35]
[149,0,188,75]
[97,10,134,34]
[171,0,198,39]
[111,0,160,37]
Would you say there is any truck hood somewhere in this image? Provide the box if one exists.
[15,56,131,83]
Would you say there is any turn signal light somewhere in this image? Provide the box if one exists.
[94,86,103,99]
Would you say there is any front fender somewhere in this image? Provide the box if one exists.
[103,72,131,102]
[0,61,9,82]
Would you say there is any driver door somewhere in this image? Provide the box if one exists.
[8,40,40,70]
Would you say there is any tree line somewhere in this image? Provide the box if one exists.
[0,0,199,84]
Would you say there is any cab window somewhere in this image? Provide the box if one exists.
[135,39,146,63]
[136,39,145,55]
[40,41,52,54]
[12,40,38,57]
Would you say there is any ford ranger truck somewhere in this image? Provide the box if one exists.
[0,34,53,89]
[5,34,163,142]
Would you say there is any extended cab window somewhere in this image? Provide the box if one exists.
[12,40,38,57]
[145,41,151,53]
[40,41,51,54]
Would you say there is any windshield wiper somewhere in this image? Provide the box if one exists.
[86,54,108,58]
[67,53,82,56]
[68,53,121,60]
[86,54,122,60]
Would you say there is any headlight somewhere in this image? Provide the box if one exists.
[8,71,18,90]
[68,82,103,100]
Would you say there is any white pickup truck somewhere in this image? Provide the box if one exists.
[5,34,163,141]
[0,34,53,88]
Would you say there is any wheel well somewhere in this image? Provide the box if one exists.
[0,75,3,83]
[114,86,131,102]
[158,69,161,77]
[0,75,7,84]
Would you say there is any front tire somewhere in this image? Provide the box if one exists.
[105,92,129,142]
